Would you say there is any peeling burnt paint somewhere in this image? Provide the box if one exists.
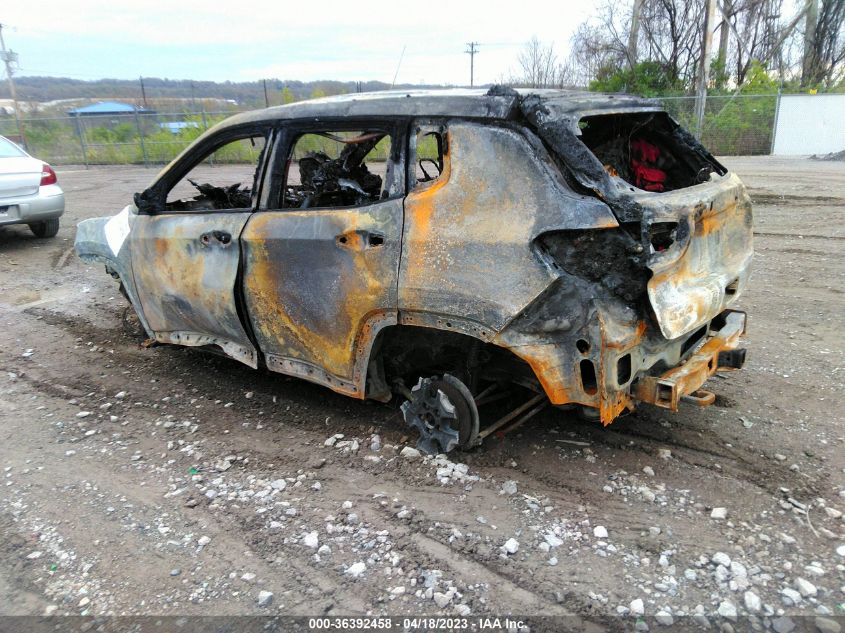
[130,212,258,368]
[398,121,618,330]
[241,199,402,395]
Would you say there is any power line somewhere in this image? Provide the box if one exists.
[465,41,479,87]
[391,45,406,87]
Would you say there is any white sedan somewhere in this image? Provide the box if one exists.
[0,135,64,238]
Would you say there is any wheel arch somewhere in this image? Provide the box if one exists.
[362,317,543,402]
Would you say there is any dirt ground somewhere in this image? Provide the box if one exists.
[0,157,843,630]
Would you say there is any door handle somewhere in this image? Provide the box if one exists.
[336,231,385,250]
[200,231,232,246]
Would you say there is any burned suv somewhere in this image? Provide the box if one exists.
[76,88,752,454]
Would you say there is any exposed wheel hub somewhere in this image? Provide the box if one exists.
[401,377,461,455]
[400,374,480,455]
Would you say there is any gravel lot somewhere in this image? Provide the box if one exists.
[0,157,843,630]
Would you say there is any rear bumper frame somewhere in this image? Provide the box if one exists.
[632,309,747,411]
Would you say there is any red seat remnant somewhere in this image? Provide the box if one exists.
[631,138,666,192]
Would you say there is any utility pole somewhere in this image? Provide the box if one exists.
[263,79,269,107]
[694,0,717,139]
[0,24,26,149]
[716,0,732,90]
[627,0,644,69]
[139,76,148,108]
[801,0,819,86]
[465,42,479,87]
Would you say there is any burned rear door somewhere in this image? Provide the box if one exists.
[129,127,271,368]
[240,124,405,396]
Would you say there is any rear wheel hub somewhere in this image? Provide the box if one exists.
[401,374,479,455]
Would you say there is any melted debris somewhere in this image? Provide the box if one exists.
[284,132,385,209]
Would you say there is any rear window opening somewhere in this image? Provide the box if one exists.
[578,112,724,193]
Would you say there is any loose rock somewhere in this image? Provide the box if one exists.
[794,577,817,597]
[717,600,737,621]
[629,598,644,616]
[257,590,274,607]
[400,446,421,459]
[743,590,761,613]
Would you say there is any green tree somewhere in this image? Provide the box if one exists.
[589,61,682,97]
[281,86,296,104]
[738,61,780,95]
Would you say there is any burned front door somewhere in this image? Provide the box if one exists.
[130,131,269,368]
[240,127,404,396]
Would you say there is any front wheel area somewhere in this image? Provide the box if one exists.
[29,218,60,238]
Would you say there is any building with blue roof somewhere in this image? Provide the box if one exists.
[67,101,154,116]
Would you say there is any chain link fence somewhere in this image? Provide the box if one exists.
[0,94,784,166]
[0,110,235,166]
[658,94,778,156]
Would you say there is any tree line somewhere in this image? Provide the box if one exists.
[0,77,444,110]
[508,0,845,94]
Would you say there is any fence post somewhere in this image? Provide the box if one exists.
[201,108,214,167]
[769,90,782,156]
[135,110,149,168]
[72,114,89,169]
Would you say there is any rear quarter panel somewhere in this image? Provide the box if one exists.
[398,121,618,335]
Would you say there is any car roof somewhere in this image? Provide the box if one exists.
[221,88,658,129]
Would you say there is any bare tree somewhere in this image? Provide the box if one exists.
[567,0,824,90]
[516,37,560,88]
[569,0,631,81]
[802,0,845,86]
[637,0,704,85]
[716,0,808,85]
[569,0,700,88]
[553,57,581,87]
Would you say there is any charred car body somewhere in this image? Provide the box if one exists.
[75,88,752,454]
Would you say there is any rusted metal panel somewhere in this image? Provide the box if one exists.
[130,213,258,367]
[241,199,403,396]
[633,310,746,410]
[399,121,619,331]
[641,176,753,339]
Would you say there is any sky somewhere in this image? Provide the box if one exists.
[1,0,601,86]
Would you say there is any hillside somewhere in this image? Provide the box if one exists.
[0,76,457,109]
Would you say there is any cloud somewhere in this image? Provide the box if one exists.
[4,0,600,83]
